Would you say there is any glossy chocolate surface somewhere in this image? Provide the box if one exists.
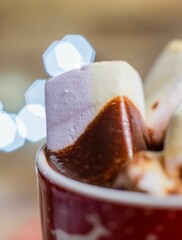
[45,96,149,186]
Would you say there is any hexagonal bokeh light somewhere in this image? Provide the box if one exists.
[2,114,26,152]
[18,104,46,142]
[0,112,17,150]
[43,34,95,77]
[25,79,46,106]
[0,79,47,152]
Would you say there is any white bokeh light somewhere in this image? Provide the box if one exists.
[55,42,83,70]
[27,104,46,118]
[0,112,17,149]
[16,115,28,138]
[25,79,46,106]
[43,34,95,77]
[18,104,46,142]
[2,114,26,152]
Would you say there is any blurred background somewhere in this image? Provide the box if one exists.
[1,0,182,239]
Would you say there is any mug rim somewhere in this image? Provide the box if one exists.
[36,145,182,209]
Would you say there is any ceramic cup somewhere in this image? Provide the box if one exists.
[36,146,182,240]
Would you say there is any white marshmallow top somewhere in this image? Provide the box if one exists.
[46,61,145,151]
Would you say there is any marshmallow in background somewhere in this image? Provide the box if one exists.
[144,40,182,148]
[164,100,182,178]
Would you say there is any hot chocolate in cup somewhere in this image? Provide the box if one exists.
[36,145,182,240]
[37,42,182,240]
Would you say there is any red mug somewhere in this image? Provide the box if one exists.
[36,146,182,240]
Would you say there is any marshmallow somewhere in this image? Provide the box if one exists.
[164,100,182,178]
[144,40,182,148]
[114,151,176,195]
[46,61,145,152]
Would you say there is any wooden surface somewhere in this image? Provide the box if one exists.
[1,0,182,239]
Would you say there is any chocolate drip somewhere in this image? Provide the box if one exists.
[45,96,150,186]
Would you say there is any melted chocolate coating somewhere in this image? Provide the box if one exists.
[45,96,150,186]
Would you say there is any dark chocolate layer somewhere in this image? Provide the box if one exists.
[45,96,150,186]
